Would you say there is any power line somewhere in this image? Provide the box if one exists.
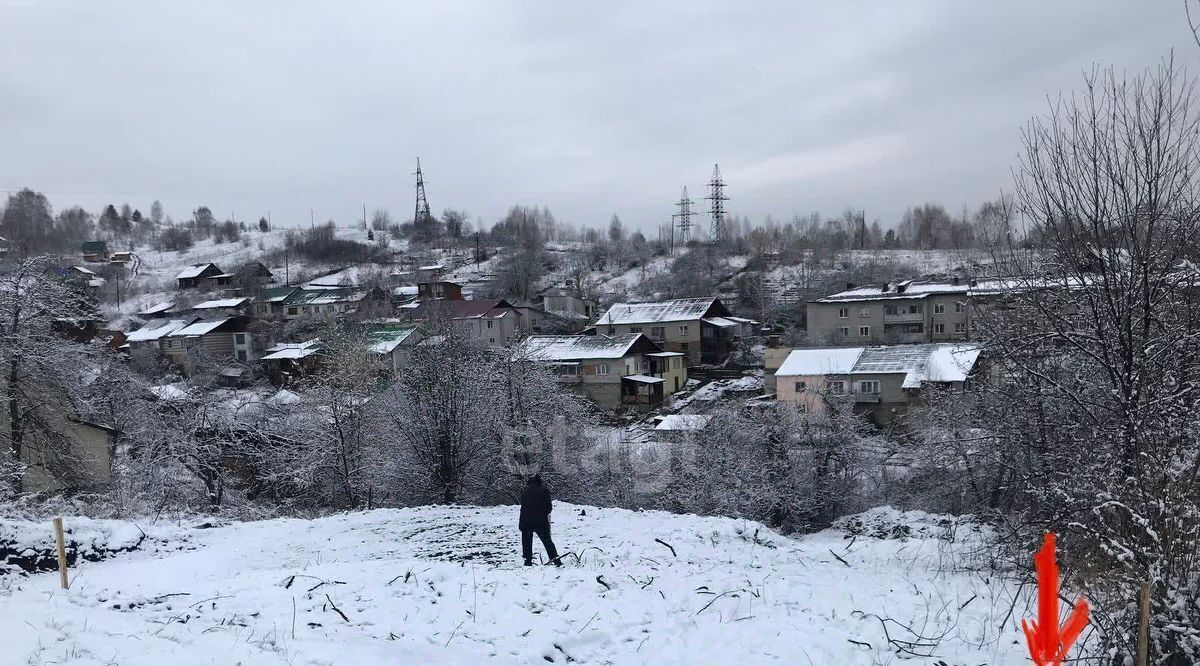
[704,163,729,244]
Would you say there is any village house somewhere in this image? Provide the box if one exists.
[81,240,108,262]
[109,250,134,265]
[367,325,425,375]
[774,343,982,424]
[541,288,599,321]
[252,286,299,318]
[277,287,393,321]
[417,280,464,300]
[136,302,175,319]
[16,411,117,494]
[160,316,262,372]
[805,278,1016,345]
[651,414,712,441]
[176,263,224,289]
[405,298,523,347]
[260,339,323,385]
[515,333,688,410]
[588,297,748,365]
[126,317,199,367]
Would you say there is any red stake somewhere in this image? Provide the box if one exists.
[1021,533,1090,666]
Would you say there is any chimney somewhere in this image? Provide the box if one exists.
[880,282,889,292]
[896,282,907,293]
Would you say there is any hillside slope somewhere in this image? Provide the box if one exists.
[2,505,1033,665]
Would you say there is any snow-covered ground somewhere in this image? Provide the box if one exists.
[2,505,1033,665]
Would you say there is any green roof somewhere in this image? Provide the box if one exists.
[81,240,107,253]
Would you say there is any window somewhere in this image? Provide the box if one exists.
[838,326,850,337]
[837,307,849,319]
[955,302,965,313]
[607,327,616,335]
[884,305,896,316]
[794,381,807,392]
[596,363,610,375]
[678,325,689,335]
[955,322,966,333]
[486,320,493,329]
[858,380,881,394]
[859,326,870,337]
[561,365,578,376]
[859,307,870,318]
[489,337,496,344]
[934,323,945,334]
[287,307,298,316]
[672,358,680,369]
[234,333,246,344]
[650,326,665,339]
[911,304,922,314]
[630,326,643,333]
[826,380,845,394]
[236,349,247,361]
[934,303,945,314]
[680,342,689,350]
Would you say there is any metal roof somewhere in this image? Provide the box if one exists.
[595,297,722,326]
[517,334,644,361]
[776,343,981,389]
[176,263,220,280]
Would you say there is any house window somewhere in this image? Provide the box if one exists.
[561,365,578,376]
[911,304,922,314]
[826,380,845,394]
[680,342,689,350]
[859,307,870,317]
[858,380,881,394]
[955,302,965,313]
[678,325,689,335]
[794,381,807,392]
[650,326,665,339]
[596,363,610,375]
[883,305,897,316]
[858,326,870,337]
[607,327,616,335]
[934,323,945,334]
[287,307,298,315]
[234,333,246,344]
[630,326,642,333]
[837,307,849,319]
[934,303,945,314]
[955,322,966,333]
[236,349,247,361]
[489,337,496,344]
[838,326,850,337]
[486,320,493,329]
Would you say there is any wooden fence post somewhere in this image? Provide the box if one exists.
[52,517,69,590]
[1136,581,1151,666]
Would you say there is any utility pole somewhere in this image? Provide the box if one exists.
[705,164,729,245]
[672,186,695,253]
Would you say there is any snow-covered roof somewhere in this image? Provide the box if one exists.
[149,384,188,401]
[176,263,219,280]
[126,318,195,342]
[816,279,1024,303]
[173,318,232,337]
[517,334,646,361]
[702,317,739,328]
[654,415,711,431]
[137,302,174,315]
[777,344,981,388]
[776,347,864,376]
[367,327,420,354]
[306,266,364,287]
[261,339,321,360]
[392,285,419,297]
[71,265,97,276]
[417,263,446,271]
[595,298,720,326]
[192,297,249,310]
[623,374,664,384]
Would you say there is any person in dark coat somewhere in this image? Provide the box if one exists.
[519,475,561,566]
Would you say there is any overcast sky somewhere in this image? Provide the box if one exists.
[0,1,1189,232]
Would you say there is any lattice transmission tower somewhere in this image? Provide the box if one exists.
[413,157,433,236]
[705,163,729,244]
[672,186,695,249]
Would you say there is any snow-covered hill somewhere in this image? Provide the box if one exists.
[2,505,1033,665]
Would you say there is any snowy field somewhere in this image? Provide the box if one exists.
[2,505,1034,665]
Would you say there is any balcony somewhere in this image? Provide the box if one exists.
[883,311,924,323]
[853,393,881,403]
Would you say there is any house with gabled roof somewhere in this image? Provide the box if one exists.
[515,333,687,410]
[176,263,224,289]
[588,297,741,365]
[278,287,392,321]
[260,339,323,384]
[775,343,982,423]
[367,325,425,375]
[405,298,522,347]
[126,317,199,367]
[159,316,262,372]
[81,240,108,262]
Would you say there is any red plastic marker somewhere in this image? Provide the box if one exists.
[1021,533,1089,666]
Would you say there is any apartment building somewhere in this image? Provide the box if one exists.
[806,278,1005,345]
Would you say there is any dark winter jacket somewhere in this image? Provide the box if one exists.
[519,477,552,531]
